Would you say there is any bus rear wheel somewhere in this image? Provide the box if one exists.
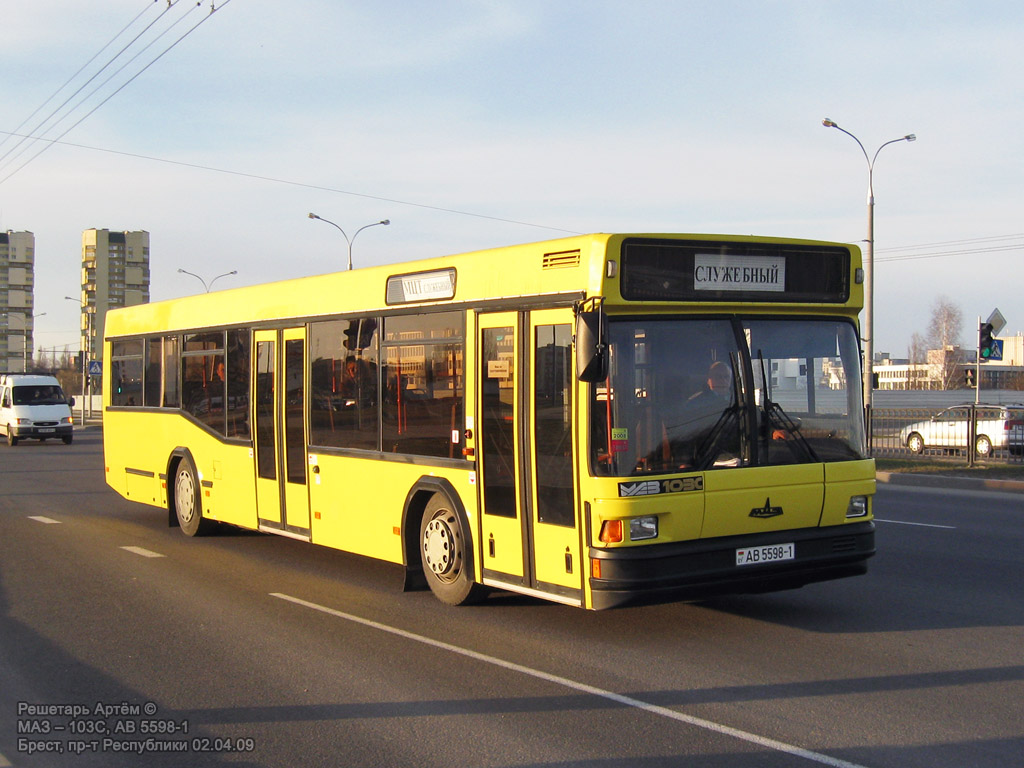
[174,456,214,536]
[420,494,485,606]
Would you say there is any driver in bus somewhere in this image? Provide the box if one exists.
[660,360,738,468]
[688,360,732,408]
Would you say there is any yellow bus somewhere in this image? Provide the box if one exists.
[103,233,875,610]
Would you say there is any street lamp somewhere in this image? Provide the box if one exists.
[822,118,915,414]
[177,268,238,293]
[64,296,92,425]
[0,310,42,372]
[308,213,390,271]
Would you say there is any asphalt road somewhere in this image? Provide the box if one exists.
[1,430,1022,767]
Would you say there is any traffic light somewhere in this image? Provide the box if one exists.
[965,368,975,388]
[979,322,996,360]
[343,318,377,351]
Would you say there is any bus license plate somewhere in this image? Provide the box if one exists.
[736,543,794,566]
[38,428,56,434]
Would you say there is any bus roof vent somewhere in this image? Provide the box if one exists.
[542,249,581,269]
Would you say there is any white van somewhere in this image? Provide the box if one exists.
[0,374,76,446]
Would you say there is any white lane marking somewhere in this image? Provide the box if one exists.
[120,546,165,558]
[28,515,61,524]
[874,518,956,529]
[271,592,870,768]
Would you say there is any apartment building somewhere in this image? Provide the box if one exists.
[0,231,36,372]
[79,229,150,361]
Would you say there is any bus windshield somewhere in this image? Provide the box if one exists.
[591,317,866,476]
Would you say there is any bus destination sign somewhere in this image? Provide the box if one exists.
[693,254,785,293]
[386,268,457,304]
[619,238,850,304]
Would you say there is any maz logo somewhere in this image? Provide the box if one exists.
[750,497,784,518]
[618,476,703,497]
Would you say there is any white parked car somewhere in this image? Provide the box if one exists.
[900,404,1024,457]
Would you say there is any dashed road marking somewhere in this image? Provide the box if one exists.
[120,546,165,558]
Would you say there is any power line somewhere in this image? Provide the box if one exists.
[876,235,1024,264]
[876,232,1024,253]
[0,129,581,235]
[0,1,178,171]
[0,1,228,186]
[0,1,157,157]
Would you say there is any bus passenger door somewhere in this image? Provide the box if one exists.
[253,327,311,538]
[253,330,281,527]
[528,310,581,597]
[281,328,311,533]
[477,310,582,603]
[477,313,525,582]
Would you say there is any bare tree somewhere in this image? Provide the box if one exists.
[907,332,927,365]
[926,295,963,350]
[921,297,965,389]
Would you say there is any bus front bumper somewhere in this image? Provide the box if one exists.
[588,521,875,610]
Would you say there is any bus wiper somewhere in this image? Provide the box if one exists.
[757,352,820,463]
[693,403,741,470]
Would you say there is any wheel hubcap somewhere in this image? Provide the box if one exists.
[176,471,195,524]
[423,515,460,582]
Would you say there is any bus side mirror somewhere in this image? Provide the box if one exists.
[576,309,608,383]
[68,397,76,407]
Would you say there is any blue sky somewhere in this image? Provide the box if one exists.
[2,0,1022,357]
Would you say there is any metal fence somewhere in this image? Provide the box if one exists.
[870,406,1024,465]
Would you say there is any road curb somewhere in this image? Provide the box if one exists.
[877,470,1024,494]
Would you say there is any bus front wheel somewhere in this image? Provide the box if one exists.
[420,494,485,606]
[173,456,213,536]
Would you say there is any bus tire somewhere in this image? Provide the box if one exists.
[419,493,485,606]
[173,456,213,536]
[7,431,18,447]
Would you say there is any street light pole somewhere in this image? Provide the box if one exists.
[308,213,390,270]
[64,296,90,425]
[822,118,915,413]
[26,312,46,371]
[177,268,238,293]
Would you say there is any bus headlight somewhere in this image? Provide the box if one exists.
[629,516,658,541]
[846,495,869,518]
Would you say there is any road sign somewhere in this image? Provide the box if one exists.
[88,360,103,376]
[987,308,1006,336]
[989,339,1004,361]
